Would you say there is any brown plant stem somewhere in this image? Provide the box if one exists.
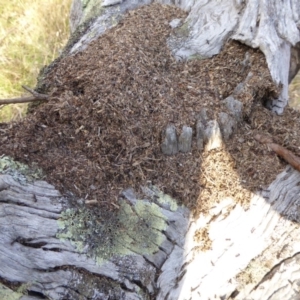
[0,85,49,105]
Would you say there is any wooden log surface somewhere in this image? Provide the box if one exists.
[0,171,188,299]
[1,160,300,299]
[158,166,300,299]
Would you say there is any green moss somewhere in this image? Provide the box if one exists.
[57,197,169,264]
[0,283,22,300]
[0,155,44,184]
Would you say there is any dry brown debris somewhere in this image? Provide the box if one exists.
[194,226,212,251]
[0,3,297,215]
[198,148,253,214]
[254,133,300,171]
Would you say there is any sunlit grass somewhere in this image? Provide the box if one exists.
[0,0,71,122]
[289,73,300,109]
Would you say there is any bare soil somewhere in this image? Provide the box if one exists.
[1,3,299,216]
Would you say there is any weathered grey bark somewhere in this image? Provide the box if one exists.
[0,171,189,299]
[1,0,300,299]
[2,150,300,299]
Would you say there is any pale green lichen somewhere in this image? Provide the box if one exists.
[188,53,206,61]
[80,0,103,25]
[175,21,190,38]
[57,198,168,264]
[141,185,180,211]
[0,155,44,184]
[147,186,178,211]
[0,283,22,300]
[157,192,178,211]
[16,282,36,295]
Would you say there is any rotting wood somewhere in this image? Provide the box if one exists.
[167,0,300,114]
[0,85,49,105]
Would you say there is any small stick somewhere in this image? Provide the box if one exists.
[0,85,49,105]
[254,134,300,172]
[85,199,98,205]
[22,85,49,100]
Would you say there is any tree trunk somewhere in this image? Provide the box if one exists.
[1,0,300,299]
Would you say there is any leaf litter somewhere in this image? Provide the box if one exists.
[0,3,299,216]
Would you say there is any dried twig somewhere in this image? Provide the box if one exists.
[254,134,300,171]
[85,199,98,205]
[0,85,49,105]
[22,85,49,100]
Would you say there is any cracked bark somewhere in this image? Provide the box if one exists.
[2,154,300,299]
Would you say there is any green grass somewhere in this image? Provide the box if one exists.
[289,73,300,109]
[0,0,72,122]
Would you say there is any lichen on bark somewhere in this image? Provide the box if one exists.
[0,156,44,184]
[0,283,22,300]
[57,197,167,264]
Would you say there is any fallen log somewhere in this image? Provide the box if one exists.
[0,0,299,299]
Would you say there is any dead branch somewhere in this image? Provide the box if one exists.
[21,85,49,100]
[0,85,49,105]
[254,134,300,172]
